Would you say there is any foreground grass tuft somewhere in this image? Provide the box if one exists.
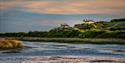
[0,39,23,50]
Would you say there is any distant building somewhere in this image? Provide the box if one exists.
[56,23,73,31]
[74,24,84,29]
[82,19,95,24]
[60,23,70,29]
[73,19,95,30]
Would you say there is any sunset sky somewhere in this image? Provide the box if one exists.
[0,0,125,32]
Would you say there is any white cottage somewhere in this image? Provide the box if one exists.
[82,19,95,24]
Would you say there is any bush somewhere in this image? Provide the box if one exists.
[96,31,125,38]
[79,30,105,38]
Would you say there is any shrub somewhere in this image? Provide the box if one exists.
[79,30,105,38]
[97,31,125,38]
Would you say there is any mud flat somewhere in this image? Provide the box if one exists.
[22,56,125,63]
[1,56,124,63]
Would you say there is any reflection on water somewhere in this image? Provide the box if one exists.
[0,41,125,62]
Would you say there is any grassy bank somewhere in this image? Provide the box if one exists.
[0,39,23,50]
[11,37,125,44]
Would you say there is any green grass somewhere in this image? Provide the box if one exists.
[105,22,125,28]
[0,39,23,50]
[18,37,125,44]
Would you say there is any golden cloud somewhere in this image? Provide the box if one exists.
[0,2,16,10]
[1,0,125,15]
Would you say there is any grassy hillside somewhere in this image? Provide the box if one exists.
[105,22,125,28]
[0,20,125,38]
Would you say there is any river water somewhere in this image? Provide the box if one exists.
[0,41,125,63]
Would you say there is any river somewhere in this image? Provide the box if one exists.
[0,41,125,63]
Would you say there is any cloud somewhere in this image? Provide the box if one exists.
[0,2,15,10]
[0,0,125,16]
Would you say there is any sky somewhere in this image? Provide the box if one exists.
[0,0,125,32]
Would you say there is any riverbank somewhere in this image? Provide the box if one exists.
[8,37,125,44]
